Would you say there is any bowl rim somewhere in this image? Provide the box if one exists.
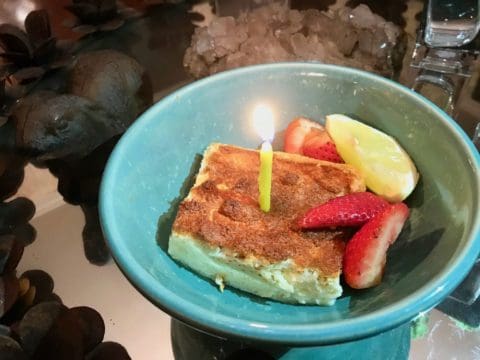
[99,62,480,345]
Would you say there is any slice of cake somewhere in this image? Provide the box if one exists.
[168,143,365,305]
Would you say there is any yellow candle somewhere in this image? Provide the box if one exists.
[258,141,273,212]
[252,103,275,212]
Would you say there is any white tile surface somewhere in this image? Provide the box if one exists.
[17,204,174,360]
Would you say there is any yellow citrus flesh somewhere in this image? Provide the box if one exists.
[326,114,419,202]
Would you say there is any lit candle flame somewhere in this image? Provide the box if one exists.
[252,104,275,142]
[252,104,275,212]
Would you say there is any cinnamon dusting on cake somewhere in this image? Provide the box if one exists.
[173,144,365,277]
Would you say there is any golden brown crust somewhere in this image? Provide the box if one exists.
[172,144,365,276]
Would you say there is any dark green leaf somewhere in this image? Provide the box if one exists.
[25,10,52,46]
[0,24,32,56]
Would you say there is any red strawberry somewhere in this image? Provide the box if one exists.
[284,117,343,162]
[343,203,410,289]
[302,132,344,163]
[298,192,390,229]
[284,117,324,154]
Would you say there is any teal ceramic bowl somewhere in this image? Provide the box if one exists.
[99,63,480,345]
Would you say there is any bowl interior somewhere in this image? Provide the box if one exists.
[100,64,480,344]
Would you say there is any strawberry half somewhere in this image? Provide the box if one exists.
[343,203,410,289]
[283,117,324,154]
[283,117,343,162]
[298,192,390,229]
[302,132,344,163]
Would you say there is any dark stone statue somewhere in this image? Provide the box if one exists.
[10,49,153,265]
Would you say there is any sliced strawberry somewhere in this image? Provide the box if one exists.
[284,116,343,162]
[298,192,389,229]
[302,133,344,163]
[284,117,324,154]
[343,203,410,289]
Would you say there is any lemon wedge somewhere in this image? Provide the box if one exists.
[326,114,419,202]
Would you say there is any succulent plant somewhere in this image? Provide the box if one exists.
[0,9,70,98]
[0,270,131,359]
[0,110,29,209]
[0,77,7,125]
[65,0,141,36]
[0,121,131,358]
[68,0,118,24]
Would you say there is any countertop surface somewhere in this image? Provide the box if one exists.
[19,203,480,359]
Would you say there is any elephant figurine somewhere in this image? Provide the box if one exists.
[10,49,153,264]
